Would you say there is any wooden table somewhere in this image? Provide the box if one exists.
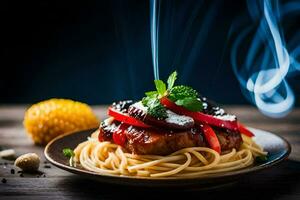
[0,105,300,200]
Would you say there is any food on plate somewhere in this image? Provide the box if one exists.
[71,71,267,177]
[24,99,100,145]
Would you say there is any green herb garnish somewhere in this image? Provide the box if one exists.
[142,71,203,118]
[167,71,177,90]
[175,97,203,112]
[169,85,198,100]
[255,155,268,163]
[154,80,167,97]
[63,148,75,158]
[142,92,167,119]
[169,85,202,111]
[147,99,168,119]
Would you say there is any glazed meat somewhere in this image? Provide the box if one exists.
[216,130,242,153]
[99,121,242,155]
[125,126,205,155]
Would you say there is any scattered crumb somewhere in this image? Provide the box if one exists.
[10,169,15,174]
[1,178,7,183]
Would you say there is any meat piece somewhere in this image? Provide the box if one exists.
[99,120,205,155]
[215,129,242,153]
[99,120,243,155]
[125,126,206,155]
[128,102,194,130]
[98,118,118,142]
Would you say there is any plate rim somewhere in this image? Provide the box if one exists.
[44,127,291,181]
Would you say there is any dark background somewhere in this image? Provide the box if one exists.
[0,0,299,106]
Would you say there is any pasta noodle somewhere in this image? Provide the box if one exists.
[72,130,267,178]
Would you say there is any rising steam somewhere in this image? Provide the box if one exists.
[230,0,300,117]
[150,0,160,80]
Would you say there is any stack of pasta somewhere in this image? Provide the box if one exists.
[72,128,266,178]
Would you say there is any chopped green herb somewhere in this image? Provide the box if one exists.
[255,155,268,163]
[63,148,75,158]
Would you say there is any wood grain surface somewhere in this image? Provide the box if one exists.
[0,105,300,200]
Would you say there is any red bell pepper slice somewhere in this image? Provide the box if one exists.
[200,124,221,154]
[108,107,151,128]
[112,123,128,147]
[238,122,255,137]
[160,97,238,131]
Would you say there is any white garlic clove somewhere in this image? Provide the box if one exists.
[14,153,40,172]
[0,149,16,159]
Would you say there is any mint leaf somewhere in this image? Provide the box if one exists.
[143,91,158,106]
[63,148,75,158]
[154,80,166,96]
[175,97,203,112]
[167,71,177,90]
[142,96,150,106]
[145,91,158,97]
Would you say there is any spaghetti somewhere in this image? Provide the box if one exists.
[72,130,267,178]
